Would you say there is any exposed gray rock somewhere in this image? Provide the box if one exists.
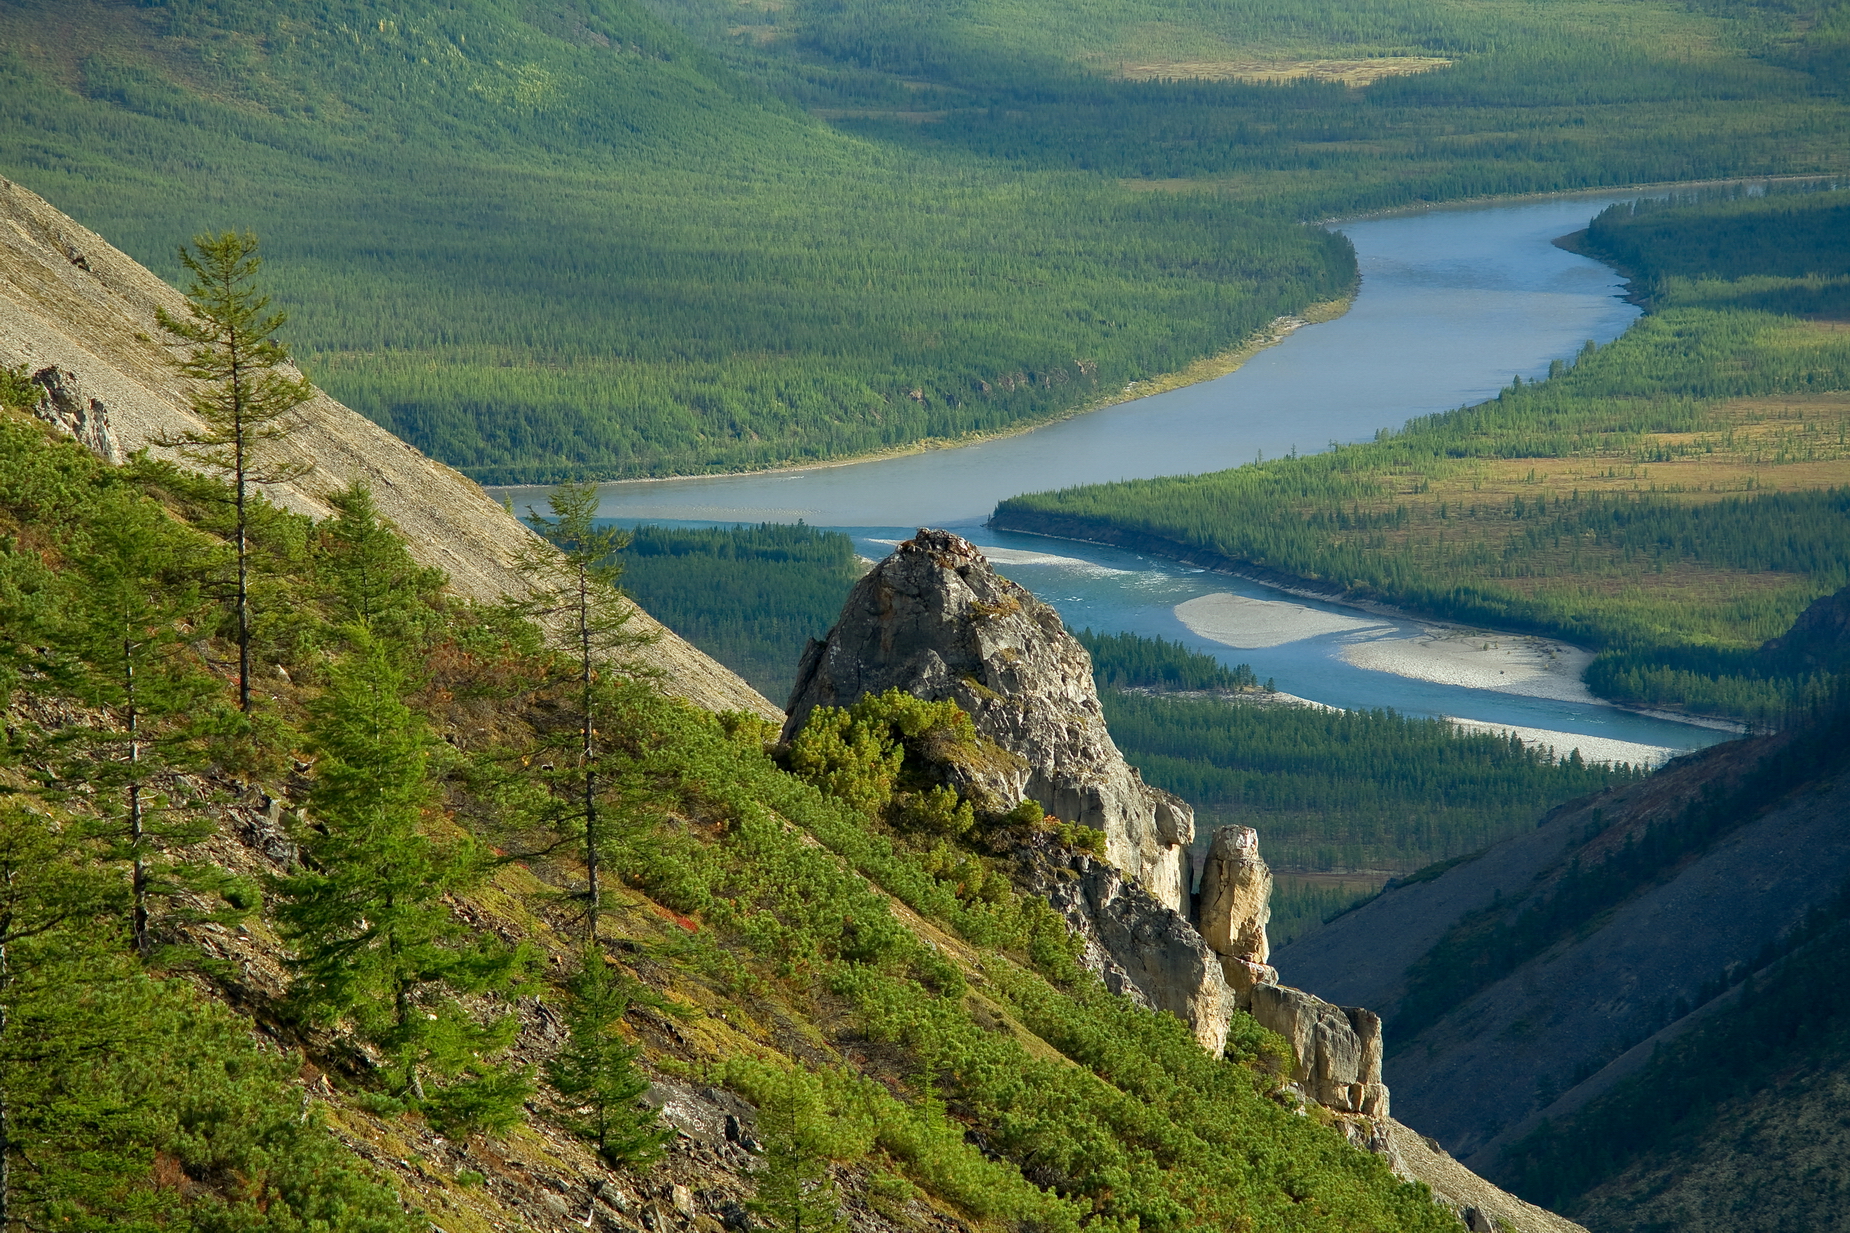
[1250,984,1388,1117]
[29,365,122,463]
[783,528,1193,911]
[1019,837,1230,1054]
[1197,825,1277,1005]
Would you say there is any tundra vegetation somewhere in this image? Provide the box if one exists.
[1,0,1847,480]
[0,398,1465,1227]
[996,185,1850,724]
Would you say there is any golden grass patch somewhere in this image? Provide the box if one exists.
[1111,56,1451,85]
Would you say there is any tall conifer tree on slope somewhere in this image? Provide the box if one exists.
[274,629,532,1134]
[155,231,314,713]
[50,489,241,960]
[518,482,653,940]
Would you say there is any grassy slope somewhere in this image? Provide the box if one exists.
[995,186,1850,722]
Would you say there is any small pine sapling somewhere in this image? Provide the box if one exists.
[747,1069,847,1233]
[274,629,534,1135]
[544,947,669,1169]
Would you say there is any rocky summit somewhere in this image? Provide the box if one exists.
[783,528,1196,912]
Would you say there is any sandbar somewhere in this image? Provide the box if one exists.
[1174,592,1391,649]
[1341,630,1597,704]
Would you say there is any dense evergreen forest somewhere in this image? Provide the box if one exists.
[996,186,1850,723]
[2,0,1848,480]
[0,394,1471,1227]
[612,522,865,703]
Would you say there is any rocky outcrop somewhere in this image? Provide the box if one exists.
[1197,825,1277,1004]
[1019,839,1231,1054]
[0,176,780,722]
[29,365,123,464]
[783,529,1194,912]
[1250,984,1389,1116]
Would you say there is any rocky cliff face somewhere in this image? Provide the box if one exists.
[0,176,778,723]
[782,529,1194,912]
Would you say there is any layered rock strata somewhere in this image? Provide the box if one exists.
[782,528,1194,912]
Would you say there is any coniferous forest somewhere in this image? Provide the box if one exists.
[1,0,1848,480]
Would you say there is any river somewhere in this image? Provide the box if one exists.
[498,190,1736,764]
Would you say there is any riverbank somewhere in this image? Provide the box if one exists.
[986,513,1744,734]
[487,297,1353,498]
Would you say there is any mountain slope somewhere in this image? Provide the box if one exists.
[1274,692,1850,1227]
[0,173,780,719]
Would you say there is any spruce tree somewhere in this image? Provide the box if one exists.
[155,231,315,713]
[273,629,532,1134]
[544,947,668,1169]
[315,482,446,644]
[517,481,653,940]
[48,490,240,959]
[747,1069,847,1233]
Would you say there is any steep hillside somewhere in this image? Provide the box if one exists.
[0,174,779,720]
[1274,690,1850,1227]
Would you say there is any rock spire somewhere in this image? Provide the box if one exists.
[782,528,1195,911]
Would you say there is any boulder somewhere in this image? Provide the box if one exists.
[1250,984,1388,1116]
[783,529,1193,911]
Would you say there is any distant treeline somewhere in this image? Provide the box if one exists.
[996,188,1850,723]
[1102,691,1637,877]
[1075,628,1259,692]
[613,522,863,703]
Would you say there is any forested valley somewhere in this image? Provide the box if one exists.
[996,185,1850,724]
[1,0,1847,480]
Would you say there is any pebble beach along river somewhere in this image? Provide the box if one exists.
[497,189,1740,765]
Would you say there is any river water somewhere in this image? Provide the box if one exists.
[499,190,1734,763]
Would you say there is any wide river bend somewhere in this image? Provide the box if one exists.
[499,191,1737,765]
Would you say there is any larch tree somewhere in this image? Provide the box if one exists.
[49,489,241,960]
[155,231,314,714]
[517,481,654,941]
